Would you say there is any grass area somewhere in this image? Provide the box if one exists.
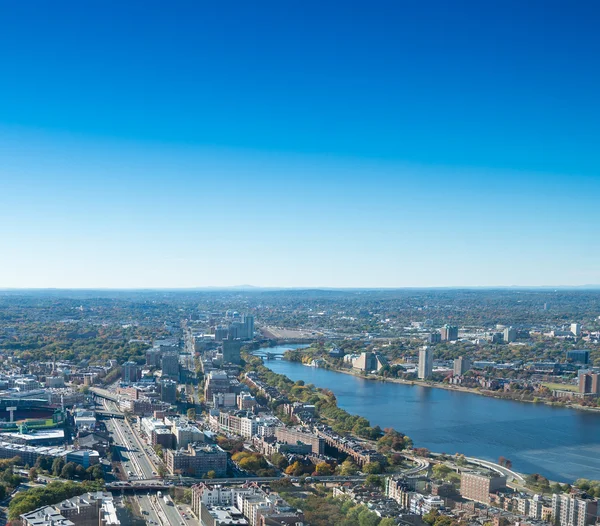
[543,382,578,392]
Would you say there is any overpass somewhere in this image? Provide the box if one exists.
[90,387,119,403]
[96,410,124,419]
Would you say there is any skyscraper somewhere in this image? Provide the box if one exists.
[222,340,242,364]
[571,323,581,337]
[453,356,471,376]
[503,327,517,343]
[160,379,178,404]
[161,351,180,380]
[242,314,254,340]
[122,361,140,384]
[418,347,433,379]
[440,325,459,341]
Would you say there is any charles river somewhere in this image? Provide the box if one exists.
[258,345,600,483]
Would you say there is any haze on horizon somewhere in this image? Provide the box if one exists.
[1,1,599,290]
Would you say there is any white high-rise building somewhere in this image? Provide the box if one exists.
[571,323,581,337]
[418,347,433,379]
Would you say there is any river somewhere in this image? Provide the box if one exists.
[258,345,600,482]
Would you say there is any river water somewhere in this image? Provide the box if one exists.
[258,345,600,482]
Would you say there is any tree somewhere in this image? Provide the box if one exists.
[365,474,383,488]
[52,457,65,477]
[157,465,167,478]
[432,464,452,480]
[28,467,38,482]
[206,470,216,479]
[339,459,359,476]
[60,463,77,480]
[380,519,396,526]
[363,462,382,474]
[187,408,196,421]
[315,462,333,476]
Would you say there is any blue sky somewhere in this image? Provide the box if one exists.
[1,1,599,288]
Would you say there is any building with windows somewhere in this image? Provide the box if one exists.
[164,443,227,477]
[222,340,243,365]
[161,351,180,380]
[160,379,177,404]
[121,362,140,384]
[418,347,433,379]
[567,350,590,364]
[441,325,459,342]
[460,472,506,504]
[503,327,517,343]
[453,356,471,376]
[579,373,600,395]
[552,493,598,526]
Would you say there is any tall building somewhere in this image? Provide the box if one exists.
[204,371,231,402]
[552,493,598,526]
[242,314,254,340]
[160,379,178,404]
[567,350,590,364]
[579,373,600,395]
[418,347,433,379]
[571,323,582,337]
[214,326,228,342]
[503,327,517,343]
[161,351,180,380]
[146,347,162,367]
[440,325,459,342]
[222,340,242,364]
[453,356,471,376]
[460,472,506,504]
[428,332,442,344]
[122,361,140,384]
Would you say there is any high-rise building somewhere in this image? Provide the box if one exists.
[122,361,140,384]
[440,325,459,342]
[204,371,231,402]
[222,340,242,364]
[242,314,254,340]
[503,327,517,343]
[566,350,590,364]
[160,379,178,404]
[571,323,582,337]
[453,356,471,376]
[228,321,244,340]
[428,332,442,344]
[146,348,162,367]
[418,347,433,379]
[214,326,228,342]
[161,351,180,380]
[552,493,598,526]
[579,373,600,395]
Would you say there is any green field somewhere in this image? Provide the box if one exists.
[543,382,578,392]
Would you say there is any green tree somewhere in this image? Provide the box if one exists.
[52,457,65,477]
[60,463,77,480]
[28,467,38,482]
[363,461,382,474]
[339,459,359,476]
[187,408,196,421]
[432,464,452,480]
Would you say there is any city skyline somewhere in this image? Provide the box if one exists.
[2,1,599,288]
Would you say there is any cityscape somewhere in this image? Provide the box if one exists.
[2,1,600,526]
[0,290,597,526]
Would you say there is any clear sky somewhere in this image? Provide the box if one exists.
[1,1,599,288]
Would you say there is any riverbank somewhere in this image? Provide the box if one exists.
[261,348,600,481]
[316,361,600,415]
